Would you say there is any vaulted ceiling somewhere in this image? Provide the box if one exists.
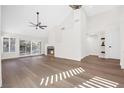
[84,5,118,16]
[1,5,72,38]
[1,5,119,38]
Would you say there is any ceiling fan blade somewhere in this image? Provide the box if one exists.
[39,26,45,29]
[29,25,36,27]
[38,22,41,25]
[39,25,47,27]
[29,22,37,26]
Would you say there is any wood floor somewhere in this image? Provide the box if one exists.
[2,55,124,88]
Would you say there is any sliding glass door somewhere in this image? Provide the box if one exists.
[20,40,41,56]
[32,42,41,54]
[10,38,16,52]
[20,40,31,55]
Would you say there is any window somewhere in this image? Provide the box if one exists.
[2,37,42,56]
[20,40,26,55]
[26,41,31,54]
[37,42,41,54]
[20,40,31,55]
[3,38,9,52]
[3,37,16,53]
[10,38,16,52]
[32,42,41,54]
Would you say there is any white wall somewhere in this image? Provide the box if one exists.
[0,5,2,87]
[80,8,88,58]
[47,9,85,61]
[47,6,121,61]
[87,35,99,56]
[86,7,120,60]
[55,9,82,61]
[87,8,119,34]
[105,27,120,59]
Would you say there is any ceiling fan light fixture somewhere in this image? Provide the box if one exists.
[69,5,82,10]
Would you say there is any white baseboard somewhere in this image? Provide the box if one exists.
[121,65,124,69]
[0,81,2,88]
[120,59,124,69]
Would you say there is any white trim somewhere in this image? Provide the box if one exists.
[120,64,124,69]
[0,81,2,87]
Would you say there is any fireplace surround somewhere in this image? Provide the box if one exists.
[47,46,54,56]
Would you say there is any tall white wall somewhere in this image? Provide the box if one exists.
[87,8,119,34]
[47,7,121,61]
[47,9,86,61]
[87,7,120,60]
[87,35,99,56]
[0,5,2,87]
[105,27,120,59]
[80,8,88,58]
[55,9,82,61]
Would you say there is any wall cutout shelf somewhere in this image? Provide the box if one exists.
[101,38,105,40]
[101,51,105,54]
[99,33,106,58]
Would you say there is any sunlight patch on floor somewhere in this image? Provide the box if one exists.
[75,76,119,88]
[40,67,85,87]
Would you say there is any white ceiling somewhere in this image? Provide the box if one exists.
[83,5,118,16]
[1,5,72,38]
[1,5,119,38]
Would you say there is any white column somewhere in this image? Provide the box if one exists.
[80,8,88,58]
[0,5,2,87]
[120,6,124,69]
[120,24,124,69]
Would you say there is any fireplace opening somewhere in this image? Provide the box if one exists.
[47,46,54,56]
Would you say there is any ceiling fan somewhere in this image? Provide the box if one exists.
[69,5,82,10]
[29,12,47,30]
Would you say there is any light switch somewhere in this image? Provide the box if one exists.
[109,46,112,48]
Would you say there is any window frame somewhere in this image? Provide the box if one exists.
[3,37,9,53]
[2,37,16,53]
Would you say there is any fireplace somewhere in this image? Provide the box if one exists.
[47,46,54,56]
